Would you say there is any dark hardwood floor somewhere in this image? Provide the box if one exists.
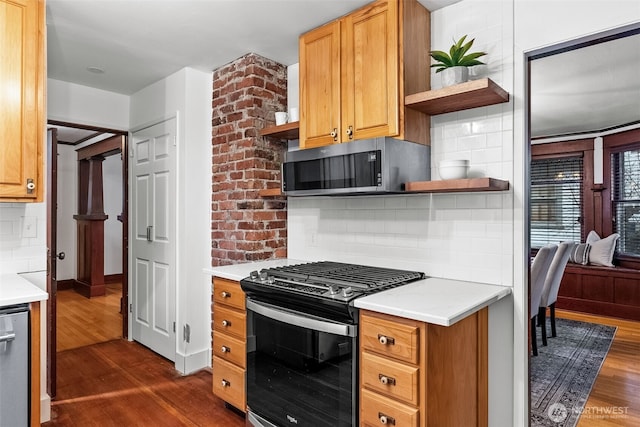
[45,284,245,426]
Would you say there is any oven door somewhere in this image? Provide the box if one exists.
[245,298,357,427]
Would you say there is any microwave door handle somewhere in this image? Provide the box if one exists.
[246,299,356,338]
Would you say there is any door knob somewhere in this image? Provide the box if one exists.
[57,252,66,260]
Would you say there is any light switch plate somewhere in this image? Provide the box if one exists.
[21,216,37,238]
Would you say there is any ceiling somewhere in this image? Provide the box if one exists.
[530,31,640,139]
[46,0,457,95]
[45,1,639,139]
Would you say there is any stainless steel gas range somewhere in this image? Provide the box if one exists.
[240,261,425,427]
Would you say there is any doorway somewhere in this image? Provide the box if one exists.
[526,24,640,426]
[46,120,129,397]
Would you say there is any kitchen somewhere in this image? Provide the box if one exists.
[1,0,639,426]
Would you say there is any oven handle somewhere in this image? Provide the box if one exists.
[246,299,357,337]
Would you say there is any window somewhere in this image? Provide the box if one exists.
[530,157,583,248]
[611,148,640,256]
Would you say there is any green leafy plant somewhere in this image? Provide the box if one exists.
[430,35,487,73]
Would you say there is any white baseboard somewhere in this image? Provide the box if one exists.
[175,348,210,375]
[41,393,51,423]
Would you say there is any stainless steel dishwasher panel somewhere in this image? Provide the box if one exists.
[0,304,29,427]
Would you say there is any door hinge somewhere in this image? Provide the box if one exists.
[173,322,176,333]
[183,324,190,343]
[129,303,133,313]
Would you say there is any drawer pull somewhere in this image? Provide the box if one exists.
[378,334,395,346]
[378,374,396,386]
[221,319,231,327]
[378,413,396,425]
[221,291,231,298]
[221,345,230,353]
[221,379,230,387]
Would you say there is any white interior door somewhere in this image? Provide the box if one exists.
[131,118,177,361]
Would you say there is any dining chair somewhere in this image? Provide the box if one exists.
[530,244,557,356]
[538,241,573,346]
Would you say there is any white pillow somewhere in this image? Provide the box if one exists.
[586,231,619,267]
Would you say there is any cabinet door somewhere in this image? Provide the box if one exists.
[0,0,44,201]
[342,0,399,142]
[299,20,341,149]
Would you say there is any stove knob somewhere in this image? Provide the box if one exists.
[250,270,259,280]
[259,271,268,281]
[341,286,354,297]
[267,275,276,284]
[328,285,340,295]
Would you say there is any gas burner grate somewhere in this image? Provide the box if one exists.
[266,262,425,290]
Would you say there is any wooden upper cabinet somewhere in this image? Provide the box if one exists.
[299,20,342,149]
[0,0,45,202]
[299,0,430,149]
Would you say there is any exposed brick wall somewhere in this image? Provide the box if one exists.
[211,53,287,266]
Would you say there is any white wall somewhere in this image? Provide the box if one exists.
[103,154,123,275]
[47,79,130,129]
[130,67,213,374]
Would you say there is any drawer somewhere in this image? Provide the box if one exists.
[213,278,245,310]
[212,356,245,412]
[361,351,419,405]
[213,331,246,368]
[213,305,246,339]
[361,388,418,427]
[360,311,420,364]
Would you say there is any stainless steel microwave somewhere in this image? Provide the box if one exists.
[282,137,430,196]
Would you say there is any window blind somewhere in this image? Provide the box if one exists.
[612,148,640,256]
[531,156,583,248]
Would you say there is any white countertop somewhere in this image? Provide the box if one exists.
[205,259,511,327]
[204,258,306,282]
[355,277,511,326]
[0,273,49,307]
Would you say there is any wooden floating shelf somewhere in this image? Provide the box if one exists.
[258,188,283,197]
[260,121,299,140]
[405,78,509,115]
[404,177,509,193]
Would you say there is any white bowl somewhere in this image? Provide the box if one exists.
[439,159,469,180]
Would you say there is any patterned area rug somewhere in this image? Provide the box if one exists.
[530,318,616,427]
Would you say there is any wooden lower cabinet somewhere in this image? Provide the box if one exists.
[211,277,246,412]
[212,356,245,411]
[359,309,488,427]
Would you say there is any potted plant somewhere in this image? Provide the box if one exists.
[430,35,487,87]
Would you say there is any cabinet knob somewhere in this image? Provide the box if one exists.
[26,178,36,193]
[221,291,231,298]
[221,320,230,327]
[378,413,395,425]
[346,125,353,139]
[378,334,395,346]
[378,374,396,386]
[330,128,338,141]
[221,379,230,387]
[221,345,230,353]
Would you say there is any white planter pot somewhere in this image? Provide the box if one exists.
[440,66,469,87]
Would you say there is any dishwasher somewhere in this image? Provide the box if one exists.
[0,304,29,426]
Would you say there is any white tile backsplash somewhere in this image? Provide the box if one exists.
[0,203,47,274]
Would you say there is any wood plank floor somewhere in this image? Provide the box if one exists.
[56,283,123,351]
[44,340,245,426]
[556,310,640,427]
[47,284,245,426]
